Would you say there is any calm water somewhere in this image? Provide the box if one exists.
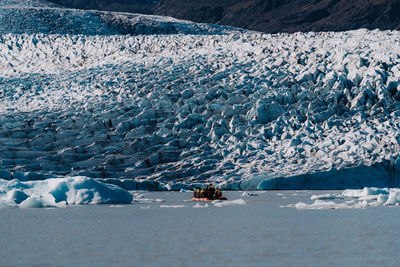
[1,191,400,266]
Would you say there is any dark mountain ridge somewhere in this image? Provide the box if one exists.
[156,0,400,33]
[47,0,400,33]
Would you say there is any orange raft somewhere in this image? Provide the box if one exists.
[191,197,228,201]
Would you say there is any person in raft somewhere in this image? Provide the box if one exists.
[193,184,223,200]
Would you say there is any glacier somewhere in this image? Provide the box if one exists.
[1,0,400,206]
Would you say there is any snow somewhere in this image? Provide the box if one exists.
[0,0,400,192]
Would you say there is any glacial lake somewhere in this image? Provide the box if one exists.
[1,191,400,266]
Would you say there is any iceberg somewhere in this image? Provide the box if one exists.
[0,177,133,208]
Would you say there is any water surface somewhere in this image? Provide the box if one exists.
[1,191,399,266]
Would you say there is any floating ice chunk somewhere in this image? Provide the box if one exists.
[384,189,400,206]
[376,194,388,205]
[180,189,193,192]
[342,187,389,198]
[59,177,133,205]
[288,187,400,209]
[310,193,342,200]
[341,189,363,198]
[241,192,258,197]
[19,192,66,208]
[358,195,382,201]
[160,205,187,208]
[19,195,44,208]
[7,189,29,204]
[193,203,209,208]
[0,179,30,193]
[289,200,368,210]
[133,193,146,198]
[0,194,18,209]
[212,199,246,207]
[0,177,133,208]
[133,198,165,203]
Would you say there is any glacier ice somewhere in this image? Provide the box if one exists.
[0,177,133,208]
[1,1,400,191]
[0,0,241,36]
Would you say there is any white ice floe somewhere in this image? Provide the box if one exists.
[193,203,209,208]
[287,200,369,210]
[241,192,259,197]
[160,205,187,208]
[0,177,133,208]
[310,193,342,200]
[1,0,400,192]
[287,187,400,209]
[180,189,193,192]
[212,199,246,207]
[132,198,165,203]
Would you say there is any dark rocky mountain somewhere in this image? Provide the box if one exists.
[156,0,400,33]
[48,0,400,33]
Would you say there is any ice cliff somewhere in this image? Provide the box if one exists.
[1,0,400,191]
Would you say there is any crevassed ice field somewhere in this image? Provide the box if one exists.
[2,0,400,209]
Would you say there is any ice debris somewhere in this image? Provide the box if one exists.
[193,203,209,208]
[212,199,246,207]
[241,192,259,197]
[286,187,400,209]
[160,204,187,208]
[288,200,369,210]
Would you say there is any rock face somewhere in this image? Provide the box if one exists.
[46,0,400,33]
[156,0,400,33]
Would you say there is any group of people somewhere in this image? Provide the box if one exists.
[193,184,222,200]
